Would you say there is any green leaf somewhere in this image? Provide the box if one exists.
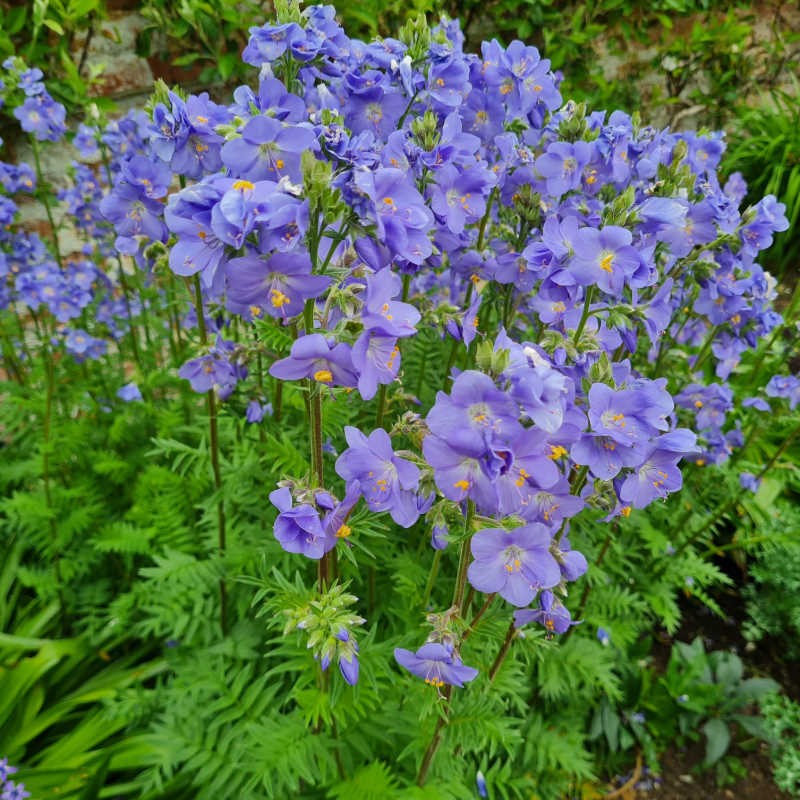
[601,702,621,751]
[6,6,28,34]
[70,0,100,18]
[43,17,65,34]
[702,718,731,765]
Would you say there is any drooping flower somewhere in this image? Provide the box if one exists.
[269,334,358,388]
[394,642,478,688]
[514,589,575,635]
[269,487,335,559]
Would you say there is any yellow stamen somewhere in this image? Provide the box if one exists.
[313,369,333,383]
[233,179,255,191]
[599,252,614,273]
[336,524,351,539]
[270,288,291,308]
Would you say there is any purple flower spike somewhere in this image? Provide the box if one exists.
[467,524,561,607]
[394,642,479,688]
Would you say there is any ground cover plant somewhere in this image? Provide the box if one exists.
[0,2,797,797]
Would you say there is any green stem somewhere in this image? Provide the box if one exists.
[571,465,589,496]
[453,500,476,615]
[306,367,327,589]
[416,687,452,786]
[191,276,227,634]
[375,384,388,430]
[565,527,614,641]
[692,324,721,373]
[574,286,595,344]
[476,188,497,251]
[502,283,516,330]
[488,619,517,682]
[273,377,284,423]
[462,593,495,642]
[31,139,63,269]
[116,264,146,376]
[421,550,443,609]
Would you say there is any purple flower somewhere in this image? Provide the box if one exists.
[535,141,592,197]
[242,22,307,65]
[0,759,18,782]
[588,382,669,446]
[477,771,488,798]
[269,487,335,559]
[765,374,800,410]
[269,334,357,388]
[226,252,330,321]
[514,590,575,635]
[619,449,684,508]
[351,331,401,401]
[178,339,244,396]
[426,370,520,458]
[597,627,611,646]
[221,116,317,182]
[394,643,479,688]
[431,523,449,551]
[335,427,421,528]
[13,92,66,141]
[335,628,360,686]
[1,781,31,800]
[164,178,228,287]
[569,226,639,296]
[353,168,433,265]
[360,268,421,338]
[739,472,761,493]
[117,382,143,402]
[467,523,561,607]
[429,163,493,235]
[245,399,272,423]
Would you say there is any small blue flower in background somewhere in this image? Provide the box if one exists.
[739,472,761,493]
[476,770,488,798]
[0,758,29,800]
[597,627,611,647]
[0,759,17,782]
[117,382,143,403]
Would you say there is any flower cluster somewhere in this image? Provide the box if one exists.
[283,583,365,685]
[2,59,66,142]
[0,3,792,697]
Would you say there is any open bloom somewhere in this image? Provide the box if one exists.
[269,334,357,388]
[467,523,561,606]
[335,427,421,527]
[394,643,478,688]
